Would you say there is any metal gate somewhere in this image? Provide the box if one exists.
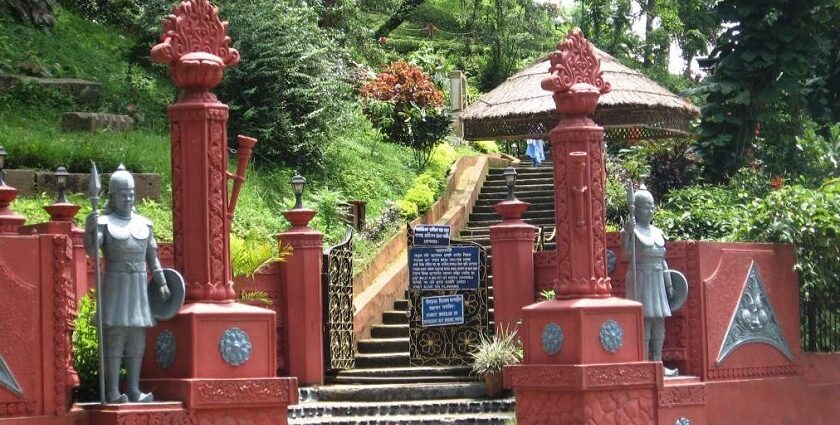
[406,224,491,366]
[322,227,355,372]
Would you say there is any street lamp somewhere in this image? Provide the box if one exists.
[55,166,69,203]
[503,166,517,201]
[292,172,306,209]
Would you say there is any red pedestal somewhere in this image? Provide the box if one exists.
[489,200,535,331]
[278,208,324,385]
[128,1,298,422]
[0,184,25,234]
[511,29,657,425]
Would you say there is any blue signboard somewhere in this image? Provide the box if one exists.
[413,225,451,246]
[408,245,480,290]
[421,295,465,327]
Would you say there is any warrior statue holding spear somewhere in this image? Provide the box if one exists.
[85,163,183,403]
[621,181,687,377]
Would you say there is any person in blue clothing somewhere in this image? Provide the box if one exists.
[525,138,545,168]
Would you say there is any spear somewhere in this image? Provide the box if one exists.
[88,161,106,404]
[626,179,637,299]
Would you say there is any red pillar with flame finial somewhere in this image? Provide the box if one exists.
[507,29,659,425]
[87,1,297,423]
[489,199,535,332]
[278,207,324,385]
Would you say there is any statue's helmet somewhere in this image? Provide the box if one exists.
[633,184,654,205]
[108,164,135,193]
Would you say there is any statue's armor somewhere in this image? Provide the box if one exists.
[624,227,671,319]
[97,213,157,328]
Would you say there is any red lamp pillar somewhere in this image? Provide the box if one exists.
[278,207,324,385]
[509,29,658,425]
[489,198,535,332]
[0,174,25,235]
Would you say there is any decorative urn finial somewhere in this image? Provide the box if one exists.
[151,0,240,94]
[541,28,611,116]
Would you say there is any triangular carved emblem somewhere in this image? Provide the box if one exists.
[717,262,793,365]
[0,354,23,397]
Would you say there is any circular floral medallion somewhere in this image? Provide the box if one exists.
[675,417,691,425]
[219,327,252,367]
[599,320,624,353]
[155,330,176,369]
[541,322,564,356]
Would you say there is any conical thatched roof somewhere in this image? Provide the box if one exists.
[460,47,699,141]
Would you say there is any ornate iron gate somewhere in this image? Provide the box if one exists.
[322,227,355,372]
[406,225,491,366]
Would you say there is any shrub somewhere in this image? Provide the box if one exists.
[793,122,840,186]
[404,182,435,213]
[469,326,522,376]
[360,61,451,169]
[218,0,353,167]
[396,199,419,220]
[472,140,500,154]
[734,180,840,299]
[72,291,100,401]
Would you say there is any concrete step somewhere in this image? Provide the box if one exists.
[288,397,514,419]
[475,194,555,205]
[471,202,555,214]
[61,112,134,132]
[394,299,410,311]
[482,177,554,187]
[469,209,556,222]
[313,382,488,402]
[354,352,410,368]
[289,411,513,425]
[382,310,410,325]
[330,375,477,384]
[371,324,408,339]
[469,216,556,227]
[335,366,472,379]
[357,338,409,354]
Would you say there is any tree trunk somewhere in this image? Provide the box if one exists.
[643,0,656,69]
[374,0,426,40]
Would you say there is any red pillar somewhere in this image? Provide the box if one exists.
[509,29,657,425]
[489,200,535,331]
[279,208,324,385]
[105,2,298,423]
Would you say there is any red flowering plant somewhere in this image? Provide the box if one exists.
[360,61,450,169]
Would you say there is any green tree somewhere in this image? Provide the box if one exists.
[693,0,838,182]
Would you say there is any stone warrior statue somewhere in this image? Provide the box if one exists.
[621,184,678,376]
[84,165,170,403]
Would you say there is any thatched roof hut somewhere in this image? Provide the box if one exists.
[460,47,699,141]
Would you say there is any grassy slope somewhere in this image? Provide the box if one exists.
[2,7,467,273]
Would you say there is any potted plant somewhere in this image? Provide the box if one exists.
[470,326,523,397]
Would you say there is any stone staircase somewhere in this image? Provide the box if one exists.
[287,160,558,424]
[459,160,557,252]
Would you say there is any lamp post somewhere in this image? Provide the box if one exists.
[0,145,25,233]
[0,145,7,186]
[43,166,79,223]
[55,166,69,204]
[292,172,306,209]
[503,166,517,201]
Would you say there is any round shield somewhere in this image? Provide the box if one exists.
[667,269,689,312]
[148,268,186,321]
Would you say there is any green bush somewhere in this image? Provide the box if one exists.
[471,140,500,154]
[734,179,840,299]
[218,0,352,167]
[404,182,435,213]
[793,122,840,186]
[72,291,100,402]
[396,198,419,220]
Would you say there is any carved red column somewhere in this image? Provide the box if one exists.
[489,199,535,332]
[0,178,25,234]
[278,208,324,385]
[509,29,658,425]
[108,2,298,424]
[150,0,240,303]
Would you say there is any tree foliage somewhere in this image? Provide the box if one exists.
[692,0,839,182]
[217,0,353,167]
[360,61,450,169]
